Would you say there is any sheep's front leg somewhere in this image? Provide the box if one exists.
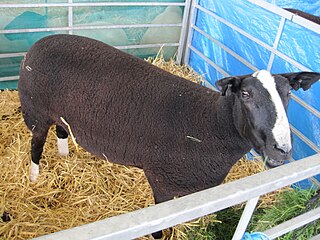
[56,125,69,156]
[145,171,175,239]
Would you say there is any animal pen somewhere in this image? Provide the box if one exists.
[0,0,320,239]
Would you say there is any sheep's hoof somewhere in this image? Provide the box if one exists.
[149,230,164,240]
[58,148,69,157]
[148,235,162,240]
[29,174,38,182]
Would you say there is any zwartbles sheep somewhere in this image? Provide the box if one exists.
[18,34,320,239]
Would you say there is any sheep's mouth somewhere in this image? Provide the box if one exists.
[255,148,286,168]
[254,145,289,168]
[263,155,285,168]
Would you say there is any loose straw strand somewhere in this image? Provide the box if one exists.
[60,116,79,152]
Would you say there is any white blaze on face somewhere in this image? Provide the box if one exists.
[252,70,292,152]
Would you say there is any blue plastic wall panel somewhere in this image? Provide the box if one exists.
[192,1,281,76]
[293,178,316,190]
[273,22,320,73]
[189,1,281,82]
[198,0,281,45]
[187,0,320,170]
[189,50,224,86]
[271,55,320,114]
[291,133,317,161]
[289,101,320,150]
[192,30,254,76]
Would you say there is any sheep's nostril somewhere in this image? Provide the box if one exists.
[273,144,290,155]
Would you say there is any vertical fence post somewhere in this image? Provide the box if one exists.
[176,0,193,64]
[266,17,286,71]
[68,0,73,34]
[232,196,260,240]
[182,0,199,65]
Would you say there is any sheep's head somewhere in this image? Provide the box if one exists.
[216,70,320,168]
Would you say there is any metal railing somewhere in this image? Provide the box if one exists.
[32,153,320,240]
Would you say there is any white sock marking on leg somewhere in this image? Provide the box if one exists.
[57,137,69,156]
[30,161,39,182]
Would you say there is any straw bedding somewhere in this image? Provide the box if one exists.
[0,56,288,239]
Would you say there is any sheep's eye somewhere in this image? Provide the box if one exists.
[242,90,250,98]
[288,90,292,95]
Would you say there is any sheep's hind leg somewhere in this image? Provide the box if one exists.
[30,128,49,182]
[56,125,69,156]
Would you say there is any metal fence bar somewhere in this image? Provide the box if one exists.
[0,2,186,8]
[267,17,286,71]
[264,206,320,239]
[68,0,73,35]
[0,52,26,58]
[309,177,320,188]
[286,155,320,188]
[0,43,179,55]
[33,153,320,240]
[176,0,192,64]
[0,23,182,34]
[0,76,19,82]
[183,0,199,65]
[291,14,320,33]
[117,43,179,50]
[232,196,260,240]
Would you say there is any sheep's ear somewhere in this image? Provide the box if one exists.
[216,76,242,96]
[277,72,320,91]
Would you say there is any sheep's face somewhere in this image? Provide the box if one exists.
[236,71,292,167]
[216,70,320,168]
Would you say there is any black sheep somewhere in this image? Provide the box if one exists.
[285,8,320,24]
[18,34,319,239]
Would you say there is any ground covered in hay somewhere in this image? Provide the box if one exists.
[0,57,288,240]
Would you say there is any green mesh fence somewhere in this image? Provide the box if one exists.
[0,0,184,89]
